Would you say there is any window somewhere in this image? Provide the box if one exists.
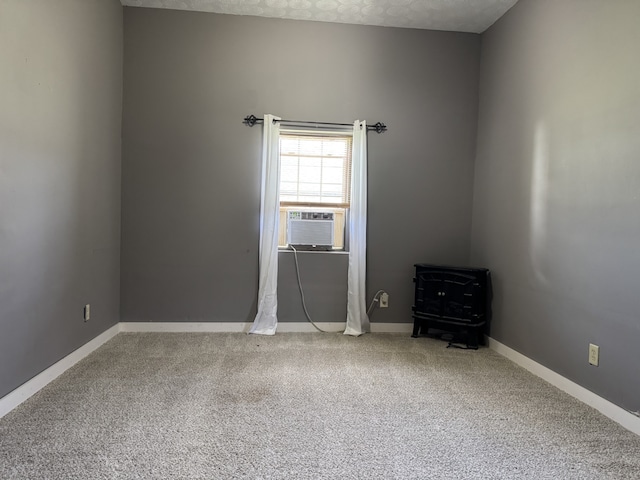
[278,131,353,250]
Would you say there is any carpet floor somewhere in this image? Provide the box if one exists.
[1,332,639,479]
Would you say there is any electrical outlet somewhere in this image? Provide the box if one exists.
[588,343,599,366]
[84,304,90,322]
[379,292,389,308]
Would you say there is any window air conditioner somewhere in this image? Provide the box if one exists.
[287,211,334,250]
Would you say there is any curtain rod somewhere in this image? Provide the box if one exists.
[243,115,387,133]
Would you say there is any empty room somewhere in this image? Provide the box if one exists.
[1,0,639,478]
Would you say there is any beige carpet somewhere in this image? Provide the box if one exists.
[1,332,639,479]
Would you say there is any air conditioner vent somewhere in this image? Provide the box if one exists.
[287,211,334,250]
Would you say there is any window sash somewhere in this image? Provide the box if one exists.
[279,133,352,208]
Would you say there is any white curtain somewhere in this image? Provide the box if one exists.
[344,120,369,336]
[249,114,281,335]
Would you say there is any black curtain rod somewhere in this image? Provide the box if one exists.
[243,115,387,133]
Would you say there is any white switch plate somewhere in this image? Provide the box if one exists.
[379,292,389,308]
[84,304,90,321]
[588,343,599,366]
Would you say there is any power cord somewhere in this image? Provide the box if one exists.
[290,245,388,333]
[290,245,341,333]
[367,290,386,317]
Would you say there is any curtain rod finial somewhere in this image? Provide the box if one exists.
[372,122,387,134]
[244,115,259,127]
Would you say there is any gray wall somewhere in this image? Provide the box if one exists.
[0,0,123,398]
[471,0,640,412]
[121,8,481,324]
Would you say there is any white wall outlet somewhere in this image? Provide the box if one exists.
[588,343,599,366]
[379,292,389,308]
[84,304,90,322]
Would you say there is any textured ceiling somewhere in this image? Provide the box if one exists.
[120,0,519,33]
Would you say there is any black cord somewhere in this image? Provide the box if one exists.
[446,342,479,350]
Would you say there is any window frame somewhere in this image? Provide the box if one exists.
[278,128,353,251]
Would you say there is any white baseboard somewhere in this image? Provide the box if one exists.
[273,322,413,334]
[120,321,414,334]
[119,322,253,333]
[277,322,346,333]
[488,336,640,437]
[0,324,120,419]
